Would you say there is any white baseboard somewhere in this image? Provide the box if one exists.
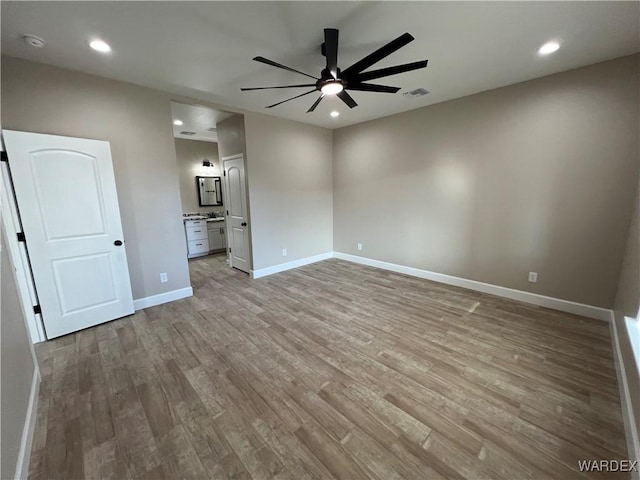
[251,252,334,279]
[610,313,640,475]
[14,368,40,480]
[333,252,611,321]
[133,287,193,311]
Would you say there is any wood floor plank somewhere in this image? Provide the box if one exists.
[28,254,630,479]
[136,381,175,438]
[294,423,370,480]
[116,324,139,353]
[83,438,129,480]
[251,413,334,480]
[155,425,208,480]
[384,391,484,456]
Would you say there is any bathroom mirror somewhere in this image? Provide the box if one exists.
[196,176,223,206]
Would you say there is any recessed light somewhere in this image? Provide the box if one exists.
[538,41,560,56]
[330,111,340,118]
[89,39,111,53]
[173,120,184,126]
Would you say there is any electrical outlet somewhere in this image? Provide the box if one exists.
[528,272,538,283]
[282,248,287,257]
[357,243,362,251]
[160,272,168,283]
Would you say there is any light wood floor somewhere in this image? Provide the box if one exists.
[28,254,629,480]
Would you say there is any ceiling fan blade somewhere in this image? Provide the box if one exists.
[324,28,339,79]
[253,56,318,80]
[337,90,358,109]
[241,84,316,91]
[347,83,400,93]
[265,89,317,108]
[342,33,414,78]
[353,60,428,82]
[307,94,325,113]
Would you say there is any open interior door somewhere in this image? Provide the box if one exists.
[222,154,251,273]
[3,130,134,339]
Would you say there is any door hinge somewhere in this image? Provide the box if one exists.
[33,305,42,315]
[17,232,26,242]
[1,151,8,162]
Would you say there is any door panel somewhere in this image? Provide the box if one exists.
[3,130,134,339]
[222,155,251,273]
[52,253,118,314]
[227,166,245,217]
[231,226,248,261]
[31,151,107,240]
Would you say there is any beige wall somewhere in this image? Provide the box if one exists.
[613,181,639,440]
[2,54,636,305]
[174,138,223,215]
[333,55,639,308]
[217,114,247,160]
[1,226,37,479]
[244,113,333,270]
[1,55,191,300]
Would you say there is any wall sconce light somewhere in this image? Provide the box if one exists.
[202,160,213,167]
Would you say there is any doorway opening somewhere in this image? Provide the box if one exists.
[170,102,252,274]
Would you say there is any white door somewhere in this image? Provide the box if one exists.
[222,154,251,273]
[3,130,134,339]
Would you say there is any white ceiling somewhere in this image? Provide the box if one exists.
[2,2,638,129]
[171,102,234,142]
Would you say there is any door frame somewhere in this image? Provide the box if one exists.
[1,143,46,343]
[221,153,253,272]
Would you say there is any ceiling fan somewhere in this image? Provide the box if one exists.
[241,28,428,113]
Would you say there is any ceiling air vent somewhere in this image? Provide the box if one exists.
[179,131,196,136]
[207,127,217,132]
[402,88,429,98]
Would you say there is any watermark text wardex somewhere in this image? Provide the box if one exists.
[578,460,638,473]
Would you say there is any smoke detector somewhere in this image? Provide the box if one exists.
[23,35,45,48]
[402,88,429,98]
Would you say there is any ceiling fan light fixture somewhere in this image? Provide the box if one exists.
[320,81,344,95]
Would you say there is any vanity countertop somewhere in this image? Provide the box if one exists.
[183,216,225,222]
